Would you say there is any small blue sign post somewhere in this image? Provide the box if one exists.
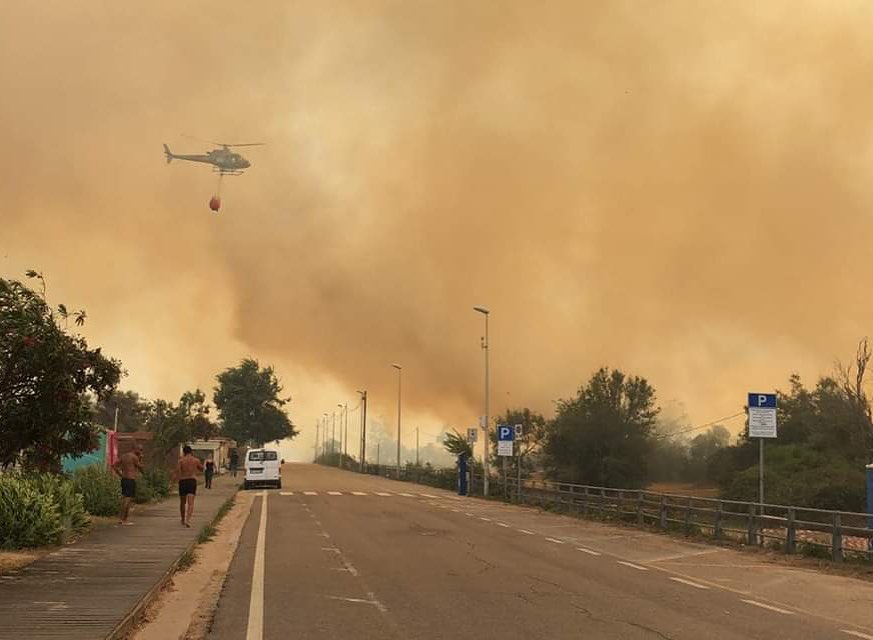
[866,464,873,551]
[497,425,514,501]
[748,393,777,506]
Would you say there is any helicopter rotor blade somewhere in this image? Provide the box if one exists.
[224,143,265,148]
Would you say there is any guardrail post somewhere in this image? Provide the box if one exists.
[600,488,607,518]
[714,501,723,539]
[786,508,796,554]
[568,486,576,513]
[684,498,693,534]
[636,492,644,525]
[582,486,589,516]
[618,490,624,518]
[748,504,757,545]
[832,513,843,562]
[659,495,667,529]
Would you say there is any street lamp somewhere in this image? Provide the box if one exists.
[392,363,402,479]
[357,390,368,472]
[474,305,490,497]
[322,413,329,462]
[337,403,347,469]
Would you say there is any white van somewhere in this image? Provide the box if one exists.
[244,449,283,489]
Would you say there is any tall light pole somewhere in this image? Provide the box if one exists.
[474,305,490,497]
[357,390,368,472]
[331,411,337,460]
[314,420,320,462]
[337,403,347,469]
[323,413,329,462]
[392,363,402,479]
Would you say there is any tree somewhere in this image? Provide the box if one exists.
[92,389,150,432]
[145,398,190,464]
[442,429,473,459]
[543,367,659,488]
[0,272,122,470]
[213,359,297,446]
[179,389,218,441]
[685,425,730,483]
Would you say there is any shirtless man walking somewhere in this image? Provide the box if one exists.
[177,445,204,527]
[112,444,144,525]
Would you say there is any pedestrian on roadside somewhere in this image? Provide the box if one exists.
[204,457,215,489]
[229,449,239,478]
[112,444,144,526]
[176,445,204,527]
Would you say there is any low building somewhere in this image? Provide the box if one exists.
[187,437,237,473]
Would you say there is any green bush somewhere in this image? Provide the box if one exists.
[134,479,154,504]
[0,474,64,549]
[141,467,170,499]
[71,465,121,517]
[29,473,89,536]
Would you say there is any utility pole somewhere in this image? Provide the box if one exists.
[344,403,349,463]
[392,363,402,479]
[358,390,368,472]
[337,403,346,469]
[474,306,490,496]
[377,442,381,468]
[331,411,337,461]
[322,413,328,462]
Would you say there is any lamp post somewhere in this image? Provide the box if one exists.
[392,363,402,479]
[474,305,490,497]
[357,390,367,472]
[323,412,329,461]
[337,403,347,468]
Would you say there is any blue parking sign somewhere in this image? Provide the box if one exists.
[748,393,777,408]
[497,425,514,441]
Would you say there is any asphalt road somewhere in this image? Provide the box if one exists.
[210,464,873,639]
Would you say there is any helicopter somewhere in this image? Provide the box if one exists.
[163,139,263,176]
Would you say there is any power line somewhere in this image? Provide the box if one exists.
[656,411,746,440]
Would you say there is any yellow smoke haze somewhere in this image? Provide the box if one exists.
[3,2,873,458]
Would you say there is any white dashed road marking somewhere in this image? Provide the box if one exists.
[479,517,492,522]
[375,492,392,496]
[303,491,318,496]
[420,493,439,498]
[517,529,535,535]
[842,631,873,640]
[576,547,601,556]
[327,491,342,496]
[495,522,510,528]
[398,492,414,497]
[669,577,709,590]
[617,561,648,571]
[545,538,565,545]
[740,600,795,615]
[279,491,294,496]
[352,492,368,496]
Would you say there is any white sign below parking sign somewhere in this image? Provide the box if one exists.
[497,424,514,456]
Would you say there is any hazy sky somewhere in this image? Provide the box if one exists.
[4,2,873,461]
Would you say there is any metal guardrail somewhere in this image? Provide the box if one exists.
[506,477,873,562]
[326,461,873,562]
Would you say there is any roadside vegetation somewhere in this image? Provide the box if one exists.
[0,271,297,551]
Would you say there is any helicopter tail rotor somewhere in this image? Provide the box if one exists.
[163,144,173,164]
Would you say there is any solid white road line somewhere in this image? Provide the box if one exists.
[545,537,566,545]
[517,529,535,535]
[351,491,368,496]
[740,600,795,615]
[842,630,873,640]
[303,491,318,496]
[245,491,268,640]
[669,577,709,590]
[617,561,648,571]
[327,491,343,496]
[375,492,392,496]
[576,547,602,556]
[279,491,294,496]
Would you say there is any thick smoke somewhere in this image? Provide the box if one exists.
[3,2,873,457]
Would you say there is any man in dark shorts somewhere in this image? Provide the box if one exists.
[112,444,144,525]
[177,445,204,527]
